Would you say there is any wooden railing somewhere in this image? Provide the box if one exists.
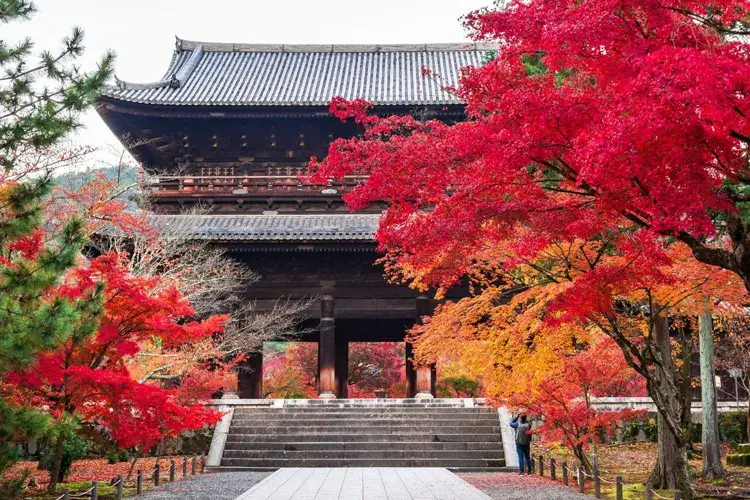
[147,175,368,196]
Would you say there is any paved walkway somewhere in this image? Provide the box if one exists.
[235,468,492,500]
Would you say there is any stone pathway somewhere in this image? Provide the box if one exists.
[459,472,591,500]
[138,471,271,500]
[235,468,491,500]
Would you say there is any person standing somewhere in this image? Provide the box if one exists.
[510,414,532,475]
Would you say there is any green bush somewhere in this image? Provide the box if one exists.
[719,411,748,448]
[436,376,481,398]
[620,415,658,443]
[39,434,91,483]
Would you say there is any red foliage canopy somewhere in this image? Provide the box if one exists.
[311,0,750,291]
[9,253,226,450]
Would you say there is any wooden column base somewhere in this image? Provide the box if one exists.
[318,316,336,399]
[415,363,435,399]
[237,351,263,399]
[335,338,349,398]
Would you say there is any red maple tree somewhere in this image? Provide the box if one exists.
[8,253,226,489]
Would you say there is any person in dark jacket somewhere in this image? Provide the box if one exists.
[510,414,532,475]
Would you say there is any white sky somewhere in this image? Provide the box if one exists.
[6,0,489,161]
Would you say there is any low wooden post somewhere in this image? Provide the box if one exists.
[182,457,187,477]
[550,458,556,481]
[646,485,654,500]
[191,456,197,475]
[136,469,142,494]
[169,460,175,482]
[539,455,544,476]
[594,463,601,498]
[530,456,535,474]
[578,466,585,493]
[62,489,69,500]
[674,492,680,500]
[562,462,568,486]
[201,455,206,473]
[91,481,98,500]
[115,475,123,500]
[615,476,623,500]
[154,465,160,486]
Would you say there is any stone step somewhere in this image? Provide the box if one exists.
[233,407,495,414]
[219,457,506,468]
[221,449,504,460]
[279,398,469,406]
[222,441,504,451]
[225,433,501,443]
[230,416,499,424]
[228,425,500,434]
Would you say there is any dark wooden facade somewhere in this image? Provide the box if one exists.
[98,40,491,398]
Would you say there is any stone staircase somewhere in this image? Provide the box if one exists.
[218,399,505,470]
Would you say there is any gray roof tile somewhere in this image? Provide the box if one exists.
[148,214,380,241]
[104,40,494,107]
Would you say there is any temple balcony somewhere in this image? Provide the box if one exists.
[147,174,367,197]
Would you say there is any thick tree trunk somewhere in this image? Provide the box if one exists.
[47,434,65,494]
[647,310,693,500]
[650,411,678,489]
[699,309,725,478]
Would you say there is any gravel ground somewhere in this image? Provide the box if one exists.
[459,472,591,500]
[138,471,271,500]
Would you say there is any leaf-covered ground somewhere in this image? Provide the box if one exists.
[531,442,750,499]
[5,456,201,499]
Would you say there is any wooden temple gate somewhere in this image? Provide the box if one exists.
[97,39,493,399]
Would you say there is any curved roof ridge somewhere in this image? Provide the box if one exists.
[177,38,496,53]
[115,40,204,91]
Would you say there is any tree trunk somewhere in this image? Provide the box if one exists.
[699,309,725,478]
[647,309,693,499]
[649,411,679,489]
[46,434,65,494]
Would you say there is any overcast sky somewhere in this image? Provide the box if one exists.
[6,0,489,162]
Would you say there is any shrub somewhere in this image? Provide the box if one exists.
[39,434,91,483]
[719,411,748,448]
[436,376,481,398]
[620,415,658,443]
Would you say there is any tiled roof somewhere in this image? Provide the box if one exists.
[148,214,380,241]
[103,39,494,107]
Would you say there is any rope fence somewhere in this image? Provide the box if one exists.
[531,453,682,500]
[51,455,207,500]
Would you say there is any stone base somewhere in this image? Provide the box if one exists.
[415,391,434,400]
[318,392,337,400]
[221,391,240,400]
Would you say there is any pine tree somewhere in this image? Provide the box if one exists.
[0,1,113,496]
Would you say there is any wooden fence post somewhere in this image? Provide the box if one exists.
[154,465,160,486]
[170,460,175,482]
[615,476,623,500]
[646,485,654,500]
[62,489,69,500]
[182,456,187,477]
[115,475,123,500]
[594,462,601,498]
[578,466,585,493]
[562,462,568,486]
[539,455,544,476]
[201,455,206,474]
[136,469,142,495]
[550,458,556,481]
[91,481,98,500]
[674,492,680,500]
[191,456,197,475]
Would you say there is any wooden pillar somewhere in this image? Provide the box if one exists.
[405,342,416,398]
[318,295,336,399]
[415,295,436,399]
[237,350,263,399]
[335,337,349,398]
